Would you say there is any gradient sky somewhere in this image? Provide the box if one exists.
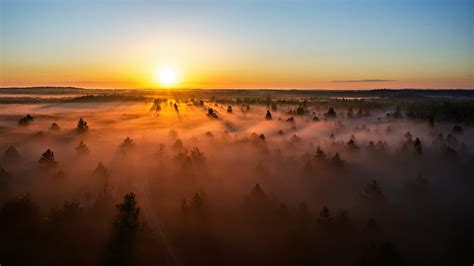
[1,0,473,89]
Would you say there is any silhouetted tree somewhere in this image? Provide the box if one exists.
[76,117,89,134]
[172,139,184,151]
[48,201,82,224]
[325,107,337,118]
[265,110,272,120]
[4,146,20,164]
[414,138,422,155]
[49,122,61,131]
[107,192,140,266]
[39,149,58,170]
[361,179,385,204]
[207,108,218,118]
[190,147,206,164]
[245,184,269,211]
[0,194,40,233]
[331,152,344,166]
[18,114,34,126]
[315,146,326,159]
[347,108,354,118]
[93,162,109,180]
[367,141,376,152]
[347,139,359,151]
[75,140,90,155]
[271,102,277,111]
[119,137,135,151]
[296,106,305,115]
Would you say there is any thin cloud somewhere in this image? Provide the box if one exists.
[330,79,396,83]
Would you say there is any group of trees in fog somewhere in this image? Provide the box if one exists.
[0,92,473,266]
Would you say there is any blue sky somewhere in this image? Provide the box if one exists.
[1,0,473,88]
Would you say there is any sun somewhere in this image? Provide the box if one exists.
[154,67,178,86]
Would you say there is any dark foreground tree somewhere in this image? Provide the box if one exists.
[106,192,140,266]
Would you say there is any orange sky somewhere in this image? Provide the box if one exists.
[1,0,473,89]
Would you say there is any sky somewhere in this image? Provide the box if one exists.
[0,0,473,89]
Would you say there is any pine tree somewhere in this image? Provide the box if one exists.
[265,110,272,120]
[75,140,90,155]
[76,117,89,134]
[38,149,58,170]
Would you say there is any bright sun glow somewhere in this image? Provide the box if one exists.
[155,67,178,86]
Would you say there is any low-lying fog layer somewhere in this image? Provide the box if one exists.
[0,99,473,266]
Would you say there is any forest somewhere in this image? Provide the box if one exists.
[0,88,473,266]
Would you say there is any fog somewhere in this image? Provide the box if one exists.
[0,97,473,265]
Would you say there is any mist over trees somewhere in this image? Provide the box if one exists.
[0,89,473,265]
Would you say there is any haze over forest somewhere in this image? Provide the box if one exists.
[1,0,473,265]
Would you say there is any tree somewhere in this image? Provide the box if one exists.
[245,184,268,208]
[172,139,184,151]
[296,106,305,115]
[347,108,354,118]
[93,162,109,180]
[49,123,61,131]
[271,102,277,111]
[315,146,326,159]
[414,138,423,155]
[75,140,90,155]
[325,107,337,118]
[207,108,218,118]
[39,149,58,170]
[18,114,34,126]
[331,152,344,166]
[76,117,89,134]
[361,179,385,203]
[190,147,206,164]
[119,137,135,151]
[0,194,40,231]
[114,193,140,232]
[265,110,272,120]
[367,141,376,152]
[107,192,140,266]
[347,139,359,151]
[4,146,20,164]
